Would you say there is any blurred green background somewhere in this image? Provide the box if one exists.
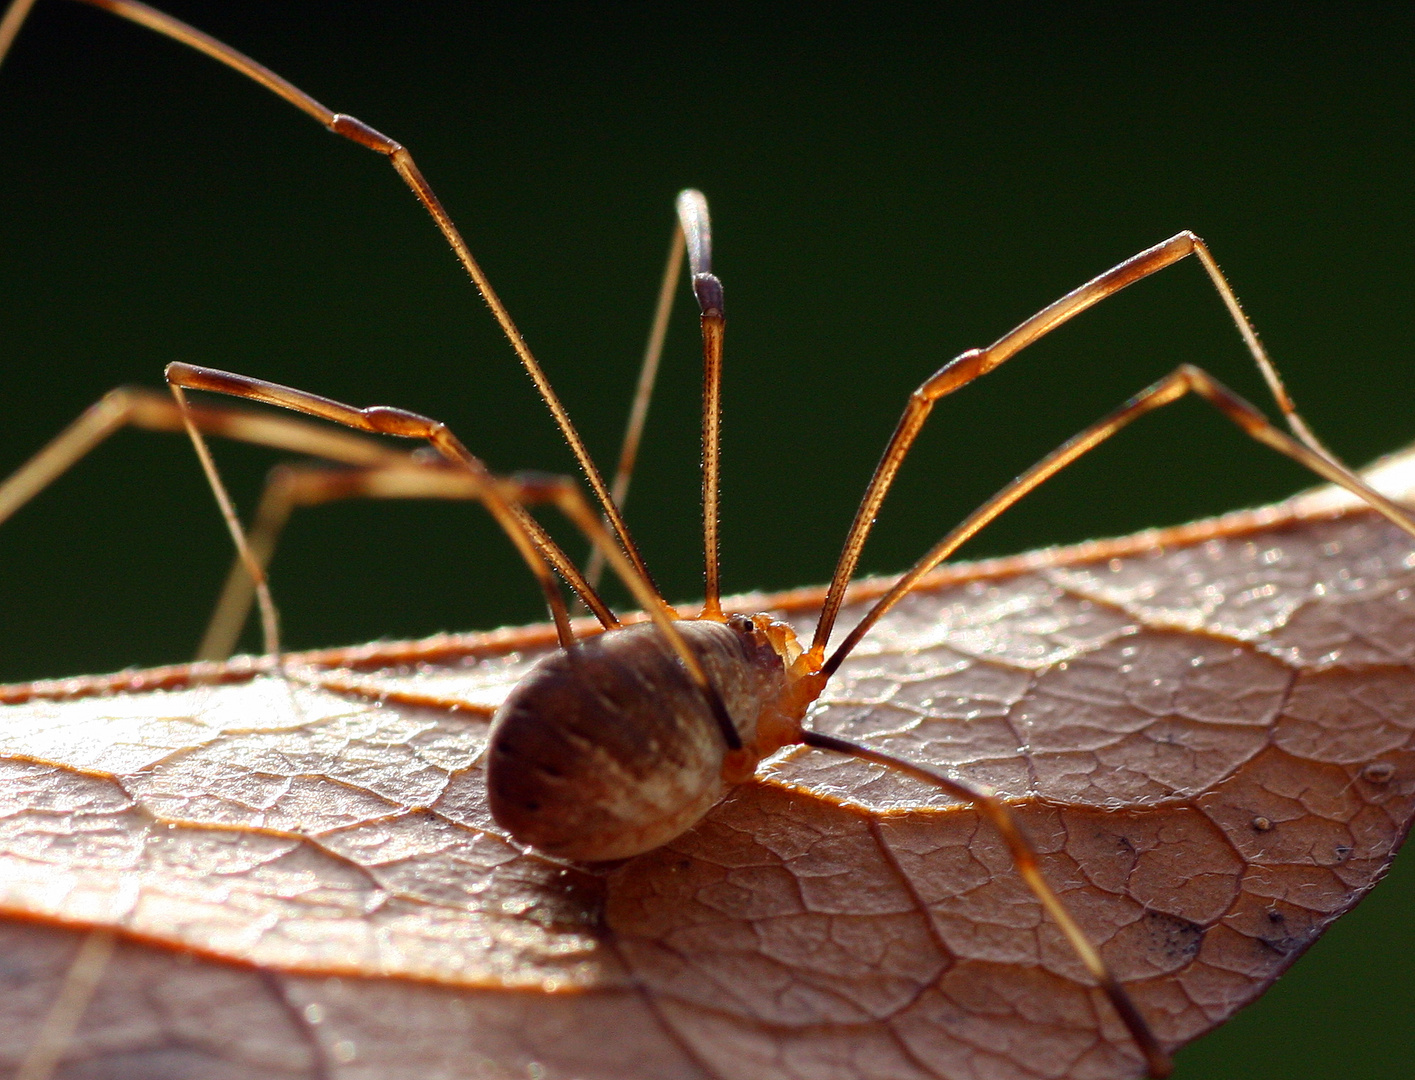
[2,1,1414,1075]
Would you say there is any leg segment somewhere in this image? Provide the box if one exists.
[579,217,686,598]
[803,729,1172,1078]
[0,386,410,530]
[826,364,1415,674]
[196,459,499,661]
[678,189,727,618]
[169,383,287,658]
[13,927,116,1080]
[26,0,655,596]
[811,232,1370,657]
[0,0,36,66]
[0,387,583,657]
[165,363,745,750]
[164,367,597,652]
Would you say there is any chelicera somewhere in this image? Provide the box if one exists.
[6,3,1415,1078]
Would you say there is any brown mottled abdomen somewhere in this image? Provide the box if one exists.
[486,618,787,861]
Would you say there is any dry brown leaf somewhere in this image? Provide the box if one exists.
[4,451,1415,1080]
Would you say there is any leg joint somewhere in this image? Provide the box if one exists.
[364,406,436,437]
[329,114,402,156]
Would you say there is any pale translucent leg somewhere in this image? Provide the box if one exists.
[803,730,1172,1078]
[39,0,657,592]
[197,459,496,661]
[0,386,408,530]
[828,363,1415,672]
[12,928,116,1080]
[578,221,686,602]
[811,232,1415,657]
[166,361,744,752]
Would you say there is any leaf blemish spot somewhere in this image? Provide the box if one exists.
[1362,762,1396,784]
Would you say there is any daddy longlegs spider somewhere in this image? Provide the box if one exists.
[5,2,1415,1077]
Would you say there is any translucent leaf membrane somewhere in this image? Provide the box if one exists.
[3,448,1415,1080]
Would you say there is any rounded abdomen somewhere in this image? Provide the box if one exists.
[485,618,786,861]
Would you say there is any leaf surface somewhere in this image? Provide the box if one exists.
[4,453,1415,1080]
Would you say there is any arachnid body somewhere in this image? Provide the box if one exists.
[3,4,1415,1080]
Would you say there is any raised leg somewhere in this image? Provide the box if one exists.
[6,0,654,596]
[0,387,438,661]
[826,363,1415,674]
[195,458,496,661]
[810,232,1394,657]
[803,730,1172,1078]
[578,215,687,598]
[0,386,413,530]
[581,187,723,619]
[678,189,728,618]
[165,362,746,751]
[0,387,587,657]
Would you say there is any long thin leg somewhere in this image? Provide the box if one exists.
[802,730,1172,1079]
[13,927,117,1080]
[196,459,495,661]
[677,190,727,619]
[825,363,1415,675]
[165,362,746,751]
[811,231,1367,657]
[0,386,441,659]
[36,0,656,596]
[166,369,589,651]
[579,219,687,598]
[168,383,289,659]
[196,463,331,662]
[0,385,596,653]
[196,458,620,660]
[0,0,36,65]
[0,387,412,529]
[172,373,619,636]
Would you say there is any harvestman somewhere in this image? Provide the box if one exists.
[5,2,1415,1078]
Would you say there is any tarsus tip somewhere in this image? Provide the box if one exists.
[675,189,713,278]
